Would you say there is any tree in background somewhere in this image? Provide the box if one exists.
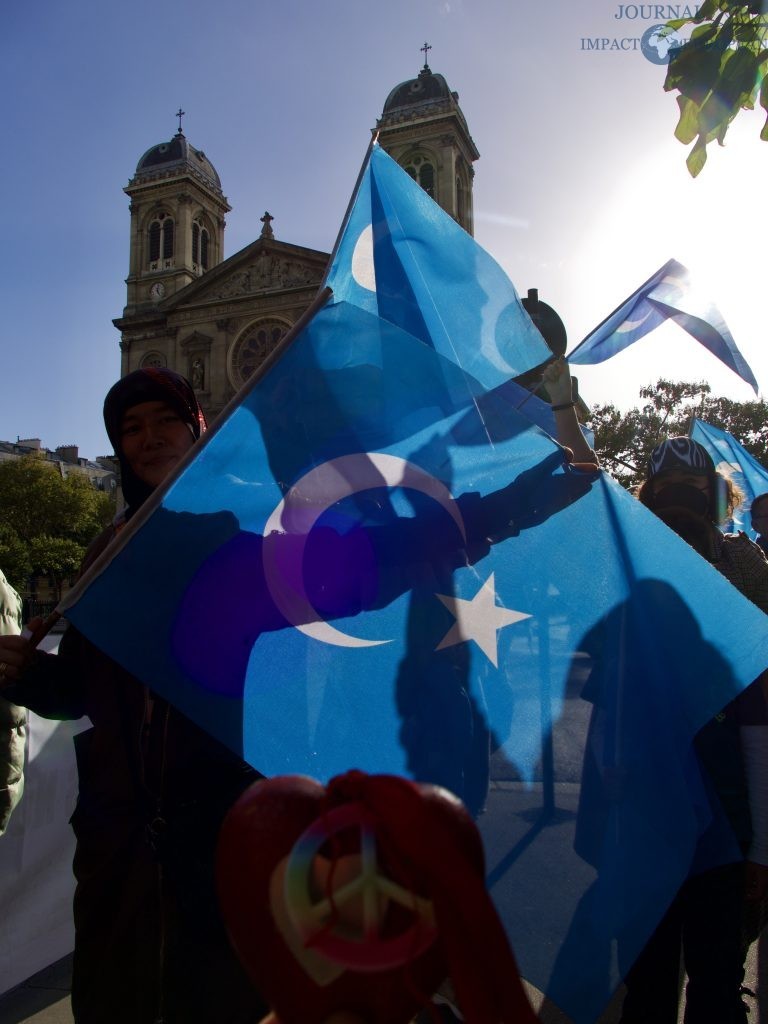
[0,524,31,594]
[586,379,768,488]
[27,536,86,603]
[665,0,768,176]
[0,455,114,595]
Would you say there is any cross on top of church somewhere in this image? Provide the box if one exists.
[176,107,185,135]
[420,41,432,70]
[260,211,274,239]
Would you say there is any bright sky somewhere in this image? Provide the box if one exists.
[2,0,766,460]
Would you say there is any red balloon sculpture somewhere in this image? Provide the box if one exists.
[216,770,539,1024]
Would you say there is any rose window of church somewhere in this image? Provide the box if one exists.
[231,320,290,387]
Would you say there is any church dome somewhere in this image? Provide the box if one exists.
[382,66,457,115]
[132,133,222,193]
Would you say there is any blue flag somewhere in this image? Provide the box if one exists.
[569,258,759,393]
[325,144,551,390]
[690,418,768,537]
[60,169,768,1023]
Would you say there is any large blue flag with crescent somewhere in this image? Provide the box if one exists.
[690,418,768,538]
[569,258,759,393]
[60,151,768,1024]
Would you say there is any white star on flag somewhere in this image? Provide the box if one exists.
[435,573,532,667]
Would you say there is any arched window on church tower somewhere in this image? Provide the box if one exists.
[148,213,175,270]
[456,176,465,225]
[163,219,174,260]
[402,154,436,199]
[419,163,435,198]
[192,220,211,273]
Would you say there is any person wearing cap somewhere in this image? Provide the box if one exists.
[638,437,768,614]
[0,369,267,1024]
[618,437,768,1024]
[751,492,768,557]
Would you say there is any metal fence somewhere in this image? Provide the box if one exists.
[21,600,58,623]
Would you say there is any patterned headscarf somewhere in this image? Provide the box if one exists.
[103,367,207,515]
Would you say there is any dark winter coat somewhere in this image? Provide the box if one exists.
[6,528,267,1024]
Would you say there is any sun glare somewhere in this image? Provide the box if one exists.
[572,119,766,413]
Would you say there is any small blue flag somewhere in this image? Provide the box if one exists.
[569,258,759,393]
[690,418,768,537]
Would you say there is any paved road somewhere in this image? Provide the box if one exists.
[0,944,763,1024]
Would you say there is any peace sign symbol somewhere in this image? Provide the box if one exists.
[283,802,437,971]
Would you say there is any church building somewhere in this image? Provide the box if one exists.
[113,56,479,423]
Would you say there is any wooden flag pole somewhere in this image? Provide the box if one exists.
[21,611,62,648]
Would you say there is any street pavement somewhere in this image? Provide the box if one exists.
[0,906,762,1022]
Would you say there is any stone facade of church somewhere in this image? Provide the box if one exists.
[113,61,479,423]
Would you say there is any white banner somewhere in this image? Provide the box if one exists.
[0,634,89,995]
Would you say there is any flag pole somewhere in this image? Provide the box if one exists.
[20,612,62,646]
[53,284,334,627]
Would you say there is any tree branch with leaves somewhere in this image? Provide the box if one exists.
[664,0,768,176]
[586,379,768,488]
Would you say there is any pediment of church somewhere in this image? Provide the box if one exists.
[165,238,329,311]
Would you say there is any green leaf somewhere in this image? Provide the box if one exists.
[686,136,709,176]
[674,95,702,143]
[761,71,768,113]
[733,17,763,41]
[698,90,732,134]
[666,38,723,103]
[692,0,720,23]
[759,72,768,139]
[717,47,760,107]
[690,23,719,43]
[716,115,734,144]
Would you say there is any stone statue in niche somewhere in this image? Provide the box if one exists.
[191,357,205,391]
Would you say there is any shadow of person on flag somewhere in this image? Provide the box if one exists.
[165,443,596,704]
[391,385,600,818]
[545,579,752,1024]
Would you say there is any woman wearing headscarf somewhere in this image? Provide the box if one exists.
[0,369,267,1024]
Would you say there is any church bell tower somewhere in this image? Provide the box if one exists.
[376,45,479,235]
[122,111,231,315]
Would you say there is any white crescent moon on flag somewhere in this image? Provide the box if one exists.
[350,224,376,292]
[262,453,466,648]
[614,309,653,334]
